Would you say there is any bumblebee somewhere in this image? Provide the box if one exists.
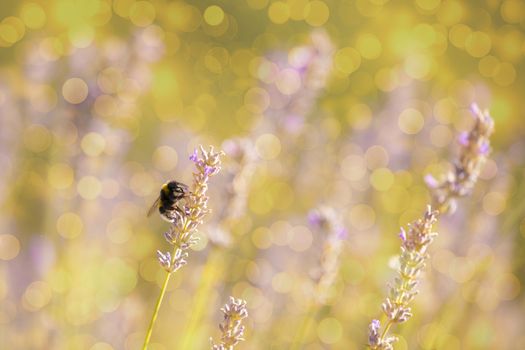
[147,180,190,221]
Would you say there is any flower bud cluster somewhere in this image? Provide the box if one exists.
[369,206,438,350]
[211,297,248,350]
[156,145,224,273]
[425,103,494,214]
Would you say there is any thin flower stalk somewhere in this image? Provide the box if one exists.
[368,103,494,349]
[142,145,223,350]
[210,297,248,350]
[425,103,495,214]
[291,206,346,350]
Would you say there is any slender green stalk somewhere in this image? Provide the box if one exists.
[142,270,172,350]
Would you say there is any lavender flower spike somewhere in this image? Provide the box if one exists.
[369,206,438,350]
[211,297,248,350]
[426,103,494,214]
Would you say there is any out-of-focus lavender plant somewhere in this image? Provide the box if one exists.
[425,103,495,214]
[368,104,494,349]
[291,206,346,349]
[210,297,248,350]
[142,145,223,350]
[308,206,347,305]
[208,138,258,246]
[256,30,334,137]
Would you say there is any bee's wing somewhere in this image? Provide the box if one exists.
[147,196,161,217]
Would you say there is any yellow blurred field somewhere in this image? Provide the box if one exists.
[0,1,524,349]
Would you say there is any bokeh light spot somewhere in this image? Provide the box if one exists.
[57,212,84,239]
[204,5,225,26]
[356,33,382,60]
[48,163,74,190]
[500,0,525,24]
[268,1,290,24]
[20,3,46,29]
[255,134,281,160]
[398,108,425,134]
[244,87,270,113]
[22,281,52,311]
[370,168,394,191]
[0,234,20,260]
[129,1,156,27]
[334,47,361,75]
[77,176,102,200]
[465,31,491,58]
[62,78,89,104]
[365,145,389,169]
[493,62,516,86]
[81,132,106,157]
[304,1,330,27]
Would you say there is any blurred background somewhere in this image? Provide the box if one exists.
[0,0,524,349]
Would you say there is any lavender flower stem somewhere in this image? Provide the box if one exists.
[142,264,174,350]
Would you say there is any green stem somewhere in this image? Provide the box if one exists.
[379,320,393,341]
[142,270,172,350]
[290,302,316,350]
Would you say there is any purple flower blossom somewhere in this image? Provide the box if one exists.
[479,140,490,155]
[204,165,214,176]
[458,132,469,146]
[308,210,323,227]
[189,149,198,162]
[336,227,348,240]
[398,227,407,242]
[424,174,439,189]
[470,102,481,117]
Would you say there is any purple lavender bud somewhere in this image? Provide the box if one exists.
[336,227,348,240]
[424,174,439,189]
[479,140,490,155]
[189,149,198,162]
[398,227,407,242]
[204,165,214,176]
[368,319,381,346]
[458,132,469,146]
[470,102,481,117]
[308,211,322,228]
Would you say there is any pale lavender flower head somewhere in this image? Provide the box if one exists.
[308,210,324,228]
[368,319,381,347]
[479,140,490,155]
[398,227,407,242]
[424,174,439,189]
[336,227,349,240]
[156,250,171,271]
[458,132,469,146]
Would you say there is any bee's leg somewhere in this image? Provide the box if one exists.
[174,205,188,216]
